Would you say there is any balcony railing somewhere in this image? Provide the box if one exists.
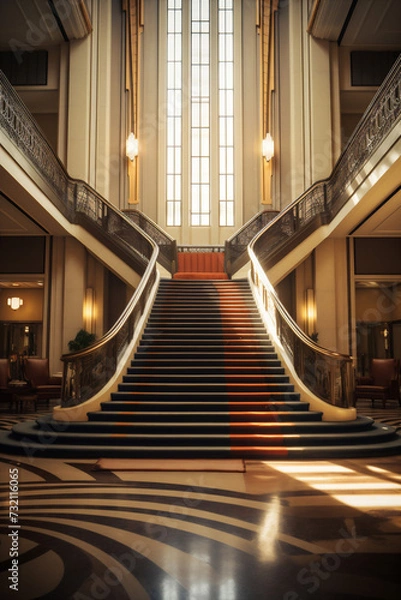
[123,208,178,275]
[0,70,159,407]
[249,54,401,408]
[224,210,279,277]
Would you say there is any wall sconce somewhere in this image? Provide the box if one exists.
[126,132,139,160]
[381,322,390,355]
[83,288,95,333]
[7,297,23,310]
[305,289,317,338]
[262,133,274,162]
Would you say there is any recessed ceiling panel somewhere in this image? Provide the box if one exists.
[351,190,401,237]
[341,0,401,46]
[0,194,45,235]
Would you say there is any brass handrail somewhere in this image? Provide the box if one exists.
[249,54,401,407]
[249,249,354,407]
[60,238,158,406]
[123,208,177,274]
[0,70,159,407]
[224,209,279,277]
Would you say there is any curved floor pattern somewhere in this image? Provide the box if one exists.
[1,403,401,599]
[1,451,401,599]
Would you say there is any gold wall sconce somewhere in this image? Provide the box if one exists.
[7,297,23,310]
[262,133,274,162]
[305,289,317,338]
[83,288,95,333]
[126,132,139,160]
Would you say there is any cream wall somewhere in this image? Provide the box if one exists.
[314,238,349,354]
[242,0,261,221]
[62,238,86,352]
[276,0,333,209]
[59,238,107,355]
[66,0,126,207]
[140,0,158,223]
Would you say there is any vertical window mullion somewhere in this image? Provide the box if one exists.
[218,0,234,226]
[190,0,210,226]
[166,0,183,226]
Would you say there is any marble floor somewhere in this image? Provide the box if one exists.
[0,402,401,600]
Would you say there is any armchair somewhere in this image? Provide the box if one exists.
[354,358,401,408]
[23,358,62,408]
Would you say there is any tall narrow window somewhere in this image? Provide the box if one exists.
[191,0,210,226]
[166,0,182,226]
[165,0,236,229]
[218,0,234,226]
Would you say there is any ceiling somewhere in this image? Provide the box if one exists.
[0,0,91,50]
[309,0,401,46]
[351,188,401,237]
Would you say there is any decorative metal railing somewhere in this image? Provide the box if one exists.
[253,54,401,272]
[178,245,224,253]
[249,54,401,407]
[249,260,354,407]
[0,70,159,407]
[123,208,177,274]
[224,210,279,277]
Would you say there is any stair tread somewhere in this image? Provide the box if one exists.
[110,392,301,398]
[123,374,289,380]
[131,359,282,364]
[90,411,314,418]
[67,419,375,432]
[2,430,401,458]
[10,420,398,444]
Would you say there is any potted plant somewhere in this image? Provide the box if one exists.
[68,329,96,352]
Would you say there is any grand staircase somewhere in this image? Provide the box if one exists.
[2,279,401,458]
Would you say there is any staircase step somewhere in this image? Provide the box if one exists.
[144,325,266,332]
[89,408,315,421]
[135,347,277,355]
[126,366,285,375]
[31,417,374,435]
[117,383,295,393]
[134,350,279,360]
[131,358,282,367]
[122,373,290,383]
[9,418,399,449]
[150,308,259,315]
[106,397,305,409]
[141,332,268,340]
[147,318,264,325]
[139,339,274,347]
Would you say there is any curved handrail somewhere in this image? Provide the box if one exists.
[224,209,279,277]
[0,70,159,407]
[249,54,401,407]
[60,237,158,406]
[249,246,354,407]
[123,208,178,274]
